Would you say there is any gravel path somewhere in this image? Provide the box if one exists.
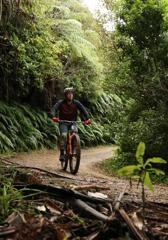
[10,145,168,204]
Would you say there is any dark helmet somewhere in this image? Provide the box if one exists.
[64,87,74,95]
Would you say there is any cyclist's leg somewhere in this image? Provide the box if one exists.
[59,123,68,161]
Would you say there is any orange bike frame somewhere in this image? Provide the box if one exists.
[68,132,78,155]
[68,132,73,155]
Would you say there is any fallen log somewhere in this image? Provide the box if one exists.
[14,183,113,204]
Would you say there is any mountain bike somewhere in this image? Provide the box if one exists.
[53,119,90,174]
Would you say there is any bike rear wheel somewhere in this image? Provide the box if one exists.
[69,133,81,174]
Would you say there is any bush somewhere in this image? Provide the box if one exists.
[115,102,168,174]
[90,92,124,144]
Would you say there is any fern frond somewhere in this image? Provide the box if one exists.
[0,131,14,152]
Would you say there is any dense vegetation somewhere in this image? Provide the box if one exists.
[0,0,114,152]
[101,0,168,174]
[0,97,120,153]
[0,0,168,177]
[0,0,103,104]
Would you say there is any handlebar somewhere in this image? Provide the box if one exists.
[58,120,83,124]
[52,118,92,125]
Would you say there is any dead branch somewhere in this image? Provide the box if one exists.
[118,208,149,240]
[114,183,128,211]
[0,227,16,237]
[14,183,113,204]
[69,198,109,222]
[71,184,110,191]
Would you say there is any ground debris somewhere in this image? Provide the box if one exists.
[1,162,168,240]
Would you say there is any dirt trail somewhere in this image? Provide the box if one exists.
[10,145,168,203]
[11,145,116,178]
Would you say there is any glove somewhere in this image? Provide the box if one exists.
[84,119,92,125]
[52,117,60,123]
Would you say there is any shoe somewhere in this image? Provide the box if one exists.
[59,151,65,162]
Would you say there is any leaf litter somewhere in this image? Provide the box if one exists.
[0,160,168,240]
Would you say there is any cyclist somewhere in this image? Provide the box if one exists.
[51,87,91,161]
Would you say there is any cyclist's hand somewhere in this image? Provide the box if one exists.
[53,117,60,123]
[84,119,92,125]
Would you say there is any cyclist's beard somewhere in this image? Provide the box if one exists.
[65,93,74,104]
[66,96,73,104]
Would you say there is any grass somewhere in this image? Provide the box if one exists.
[0,151,16,158]
[98,158,116,175]
[98,151,126,176]
[0,182,23,222]
[0,161,43,223]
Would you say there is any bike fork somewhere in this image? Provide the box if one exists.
[68,133,72,155]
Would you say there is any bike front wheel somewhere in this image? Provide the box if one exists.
[61,152,68,171]
[69,133,81,174]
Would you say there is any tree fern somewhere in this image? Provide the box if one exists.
[51,3,103,70]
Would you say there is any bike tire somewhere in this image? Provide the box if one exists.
[61,152,68,171]
[69,133,81,174]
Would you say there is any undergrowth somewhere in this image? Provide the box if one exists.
[100,151,168,183]
[0,101,59,153]
[0,162,42,223]
[0,94,121,153]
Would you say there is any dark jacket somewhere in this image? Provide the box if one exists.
[51,99,89,121]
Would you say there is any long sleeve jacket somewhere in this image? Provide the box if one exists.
[51,99,89,121]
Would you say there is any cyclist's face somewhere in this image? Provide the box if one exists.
[66,92,73,101]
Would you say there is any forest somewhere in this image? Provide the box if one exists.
[1,0,168,176]
[0,1,168,239]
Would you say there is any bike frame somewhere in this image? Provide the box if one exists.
[53,118,90,174]
[59,120,82,155]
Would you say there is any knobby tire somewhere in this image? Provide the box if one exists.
[61,151,68,171]
[69,133,81,174]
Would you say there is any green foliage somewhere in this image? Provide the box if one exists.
[0,181,22,222]
[0,102,58,153]
[49,0,104,100]
[118,142,166,218]
[0,0,116,155]
[103,0,168,104]
[113,102,168,174]
[0,0,104,106]
[0,162,42,223]
[118,142,166,191]
[102,0,168,178]
[91,92,124,143]
[79,121,105,146]
[0,100,116,153]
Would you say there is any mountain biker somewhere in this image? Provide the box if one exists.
[51,87,91,161]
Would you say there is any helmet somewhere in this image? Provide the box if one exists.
[64,87,74,94]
